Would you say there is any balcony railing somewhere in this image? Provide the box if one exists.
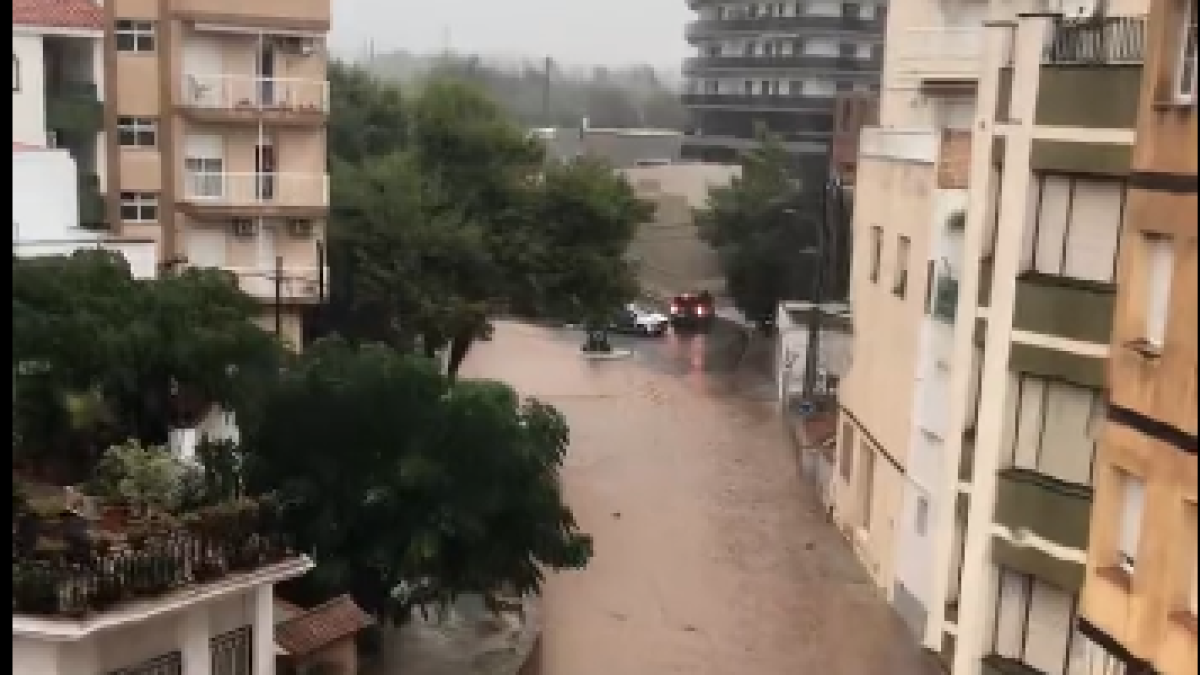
[13,498,296,618]
[1043,15,1146,65]
[182,172,329,209]
[894,27,983,80]
[683,55,883,73]
[680,93,833,109]
[181,74,330,114]
[686,14,883,39]
[227,266,328,302]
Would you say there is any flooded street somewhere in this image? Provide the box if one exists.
[460,320,936,675]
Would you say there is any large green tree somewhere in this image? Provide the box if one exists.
[325,65,646,373]
[236,338,591,619]
[695,133,848,322]
[12,251,282,479]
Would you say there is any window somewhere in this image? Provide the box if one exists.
[869,226,882,282]
[117,116,157,147]
[120,192,159,223]
[893,235,910,297]
[858,440,875,529]
[839,421,855,481]
[12,53,18,92]
[1176,0,1198,102]
[915,495,929,535]
[1002,375,1101,486]
[107,652,182,675]
[115,20,156,52]
[992,568,1092,672]
[1117,471,1145,574]
[1142,233,1175,349]
[211,627,252,675]
[1020,176,1125,283]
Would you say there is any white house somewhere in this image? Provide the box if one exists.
[12,142,157,278]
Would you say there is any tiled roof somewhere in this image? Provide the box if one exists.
[13,0,104,30]
[275,595,375,657]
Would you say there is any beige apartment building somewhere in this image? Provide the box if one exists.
[104,0,331,347]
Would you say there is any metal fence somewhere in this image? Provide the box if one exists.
[1044,15,1146,65]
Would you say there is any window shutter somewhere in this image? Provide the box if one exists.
[1034,176,1071,274]
[1038,382,1098,486]
[994,570,1028,658]
[1063,179,1123,283]
[1119,474,1145,571]
[1144,234,1174,348]
[1023,580,1073,673]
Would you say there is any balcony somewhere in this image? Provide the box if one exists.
[228,266,328,304]
[683,54,883,74]
[12,494,306,621]
[45,82,103,137]
[893,27,982,90]
[992,467,1092,592]
[77,171,106,230]
[1035,16,1146,129]
[685,14,883,41]
[179,172,329,220]
[680,93,833,111]
[169,0,329,30]
[179,74,329,127]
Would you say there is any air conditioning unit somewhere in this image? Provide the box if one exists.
[286,219,313,238]
[231,218,257,238]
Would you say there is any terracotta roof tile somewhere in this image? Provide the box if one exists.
[13,0,104,30]
[800,412,839,446]
[275,595,375,657]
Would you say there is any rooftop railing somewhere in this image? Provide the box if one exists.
[1043,15,1146,65]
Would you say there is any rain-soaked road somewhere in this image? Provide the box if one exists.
[459,319,937,675]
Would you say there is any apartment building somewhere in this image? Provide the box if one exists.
[830,0,982,640]
[1077,1,1198,673]
[938,4,1155,674]
[680,0,886,176]
[13,0,108,229]
[829,91,878,188]
[104,0,331,348]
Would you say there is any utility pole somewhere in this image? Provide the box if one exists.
[800,151,842,405]
[542,56,552,127]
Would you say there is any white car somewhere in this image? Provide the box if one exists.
[612,303,669,336]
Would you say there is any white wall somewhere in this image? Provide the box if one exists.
[12,148,81,239]
[13,148,157,279]
[13,33,47,146]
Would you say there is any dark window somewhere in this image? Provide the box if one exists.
[106,652,182,675]
[869,226,882,283]
[117,116,157,147]
[119,191,159,222]
[115,19,156,52]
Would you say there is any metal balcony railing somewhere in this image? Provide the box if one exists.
[1043,15,1147,65]
[181,73,330,113]
[182,172,330,208]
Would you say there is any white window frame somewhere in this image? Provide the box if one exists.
[119,192,159,223]
[184,157,225,199]
[115,19,156,53]
[116,116,157,148]
[1175,0,1198,103]
[211,626,252,675]
[1117,471,1145,575]
[1142,232,1175,349]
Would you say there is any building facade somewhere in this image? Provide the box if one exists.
[13,0,108,229]
[1077,0,1198,673]
[830,0,981,643]
[940,4,1155,675]
[103,0,331,348]
[680,0,886,174]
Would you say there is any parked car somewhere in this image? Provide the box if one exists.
[669,291,715,331]
[611,303,669,336]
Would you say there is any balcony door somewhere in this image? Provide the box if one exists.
[257,41,277,106]
[183,132,224,199]
[255,138,276,201]
[185,228,227,270]
[183,36,224,107]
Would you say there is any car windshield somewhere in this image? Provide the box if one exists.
[628,303,655,315]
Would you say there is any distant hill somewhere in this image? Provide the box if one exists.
[360,51,689,131]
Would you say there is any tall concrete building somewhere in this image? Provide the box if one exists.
[680,0,887,174]
[102,0,331,348]
[1077,0,1197,673]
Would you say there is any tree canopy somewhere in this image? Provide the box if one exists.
[325,64,648,372]
[12,251,282,480]
[695,133,850,322]
[236,338,591,619]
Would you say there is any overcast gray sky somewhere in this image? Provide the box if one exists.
[331,0,692,70]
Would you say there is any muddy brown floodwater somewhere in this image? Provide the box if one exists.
[460,321,938,675]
